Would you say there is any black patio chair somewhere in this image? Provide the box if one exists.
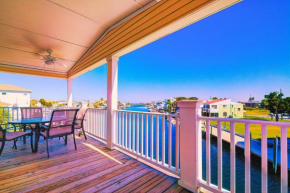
[74,108,88,140]
[0,124,33,156]
[39,109,79,158]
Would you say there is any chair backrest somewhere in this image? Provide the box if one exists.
[21,108,43,119]
[48,109,78,137]
[75,108,88,127]
[0,126,4,140]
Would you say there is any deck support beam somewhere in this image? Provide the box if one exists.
[67,78,73,107]
[106,55,119,150]
[177,100,203,193]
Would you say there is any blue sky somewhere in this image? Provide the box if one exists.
[1,0,289,103]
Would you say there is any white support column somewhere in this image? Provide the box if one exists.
[177,100,203,193]
[106,55,119,150]
[67,78,73,107]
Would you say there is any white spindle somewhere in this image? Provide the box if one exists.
[118,112,121,146]
[151,114,154,161]
[162,115,165,165]
[129,112,132,151]
[136,113,140,154]
[281,126,288,193]
[206,120,211,185]
[261,124,267,193]
[141,114,144,156]
[145,114,148,158]
[122,112,125,147]
[168,116,172,168]
[133,113,136,152]
[230,122,236,193]
[245,123,251,193]
[217,121,222,190]
[125,112,128,149]
[156,115,159,163]
[175,116,179,171]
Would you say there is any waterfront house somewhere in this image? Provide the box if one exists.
[202,99,244,118]
[0,84,31,107]
[243,101,260,108]
[1,1,289,193]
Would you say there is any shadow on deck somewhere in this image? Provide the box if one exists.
[0,134,190,193]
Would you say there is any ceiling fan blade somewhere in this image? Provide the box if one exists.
[55,58,68,67]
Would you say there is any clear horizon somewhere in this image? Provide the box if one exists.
[0,0,289,103]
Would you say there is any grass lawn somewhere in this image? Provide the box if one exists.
[244,109,270,116]
[210,116,290,139]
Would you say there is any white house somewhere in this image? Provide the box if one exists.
[0,84,31,107]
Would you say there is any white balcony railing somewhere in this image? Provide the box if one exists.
[0,107,54,124]
[83,109,107,141]
[197,116,290,193]
[113,110,180,176]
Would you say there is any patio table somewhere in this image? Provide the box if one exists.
[8,118,50,153]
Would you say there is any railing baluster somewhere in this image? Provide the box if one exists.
[145,114,148,158]
[162,115,165,166]
[122,112,125,148]
[206,120,211,185]
[217,121,222,190]
[281,126,288,193]
[156,115,159,163]
[141,114,144,156]
[175,116,179,171]
[230,122,236,193]
[133,113,135,152]
[129,112,132,151]
[125,112,128,149]
[168,116,172,168]
[245,123,251,193]
[151,114,154,161]
[136,113,140,154]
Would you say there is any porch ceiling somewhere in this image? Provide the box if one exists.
[0,0,241,79]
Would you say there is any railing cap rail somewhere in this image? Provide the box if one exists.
[198,115,290,127]
[115,109,179,117]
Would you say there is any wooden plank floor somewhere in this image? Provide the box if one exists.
[0,134,190,193]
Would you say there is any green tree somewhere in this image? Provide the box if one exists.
[39,98,46,106]
[260,99,268,109]
[30,99,38,107]
[264,92,284,121]
[94,101,100,108]
[188,97,198,100]
[45,101,53,107]
[212,97,218,100]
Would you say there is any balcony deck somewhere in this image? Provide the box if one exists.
[0,135,189,193]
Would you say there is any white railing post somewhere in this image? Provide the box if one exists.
[106,55,119,150]
[67,78,73,107]
[177,100,203,192]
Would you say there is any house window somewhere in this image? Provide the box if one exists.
[2,92,6,95]
[238,108,241,111]
[24,93,27,96]
[223,105,227,109]
[212,105,217,109]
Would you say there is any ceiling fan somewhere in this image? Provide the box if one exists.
[38,49,68,67]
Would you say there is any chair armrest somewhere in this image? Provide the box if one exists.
[39,124,49,129]
[0,124,16,130]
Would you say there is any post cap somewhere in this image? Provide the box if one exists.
[177,100,203,108]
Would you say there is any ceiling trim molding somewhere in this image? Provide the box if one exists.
[0,63,67,79]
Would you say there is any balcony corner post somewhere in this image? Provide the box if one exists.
[177,100,203,193]
[67,78,73,108]
[106,55,119,150]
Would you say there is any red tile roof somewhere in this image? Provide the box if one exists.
[204,99,227,105]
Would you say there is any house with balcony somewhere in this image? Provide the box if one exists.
[0,1,289,193]
[202,99,244,118]
[0,84,31,107]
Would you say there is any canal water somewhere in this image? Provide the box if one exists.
[123,105,284,192]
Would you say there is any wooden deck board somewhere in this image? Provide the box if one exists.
[0,135,189,193]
